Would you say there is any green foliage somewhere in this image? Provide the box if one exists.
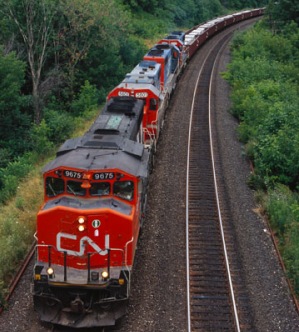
[130,11,169,38]
[29,120,54,156]
[76,45,127,99]
[120,35,147,69]
[266,185,297,236]
[124,0,228,28]
[225,24,299,190]
[0,47,31,164]
[71,81,99,116]
[56,0,132,101]
[0,154,33,204]
[125,0,162,14]
[266,185,299,293]
[0,0,61,124]
[199,0,224,22]
[226,20,299,295]
[266,0,299,27]
[0,214,32,279]
[44,109,75,144]
[283,227,299,294]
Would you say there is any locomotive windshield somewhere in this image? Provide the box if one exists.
[67,180,86,196]
[90,182,110,196]
[46,177,64,197]
[45,176,135,201]
[113,181,134,201]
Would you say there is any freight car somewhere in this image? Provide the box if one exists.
[32,8,264,328]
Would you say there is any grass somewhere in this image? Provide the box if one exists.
[0,168,43,304]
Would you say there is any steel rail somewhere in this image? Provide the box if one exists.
[0,242,35,314]
[208,40,241,332]
[185,45,205,332]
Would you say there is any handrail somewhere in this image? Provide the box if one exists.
[34,244,129,284]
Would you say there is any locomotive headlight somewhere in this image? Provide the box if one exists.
[78,225,85,232]
[78,216,86,224]
[101,271,109,280]
[47,267,54,277]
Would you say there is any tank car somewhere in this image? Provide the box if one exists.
[32,97,150,328]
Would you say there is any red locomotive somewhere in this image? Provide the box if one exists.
[33,97,150,327]
[33,8,264,328]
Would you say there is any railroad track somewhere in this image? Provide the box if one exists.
[186,29,253,332]
[0,242,35,314]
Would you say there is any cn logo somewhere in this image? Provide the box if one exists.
[57,232,110,256]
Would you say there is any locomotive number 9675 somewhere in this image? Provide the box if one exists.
[93,172,115,180]
[63,170,83,179]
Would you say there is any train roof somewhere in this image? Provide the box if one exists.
[123,75,155,85]
[43,97,150,178]
[88,97,144,141]
[128,60,161,77]
[145,45,172,58]
[155,43,180,52]
[124,60,161,85]
[43,139,150,178]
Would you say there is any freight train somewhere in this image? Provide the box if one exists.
[32,8,264,328]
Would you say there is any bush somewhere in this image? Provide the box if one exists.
[131,12,168,38]
[44,109,75,144]
[29,120,54,155]
[0,215,31,278]
[225,24,299,190]
[226,22,299,295]
[0,155,33,204]
[266,185,299,294]
[266,185,296,236]
[71,81,100,116]
[283,225,299,294]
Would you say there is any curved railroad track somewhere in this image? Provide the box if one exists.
[186,28,252,332]
[1,17,299,332]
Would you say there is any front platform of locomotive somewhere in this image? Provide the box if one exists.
[32,97,150,328]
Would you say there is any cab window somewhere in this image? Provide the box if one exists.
[46,177,64,197]
[149,98,157,111]
[113,181,134,201]
[67,180,86,196]
[90,182,110,196]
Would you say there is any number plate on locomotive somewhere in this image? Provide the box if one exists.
[63,170,83,179]
[93,172,115,180]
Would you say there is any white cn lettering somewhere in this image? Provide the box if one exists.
[56,232,110,256]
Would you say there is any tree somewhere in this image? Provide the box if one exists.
[0,47,29,165]
[57,0,130,100]
[267,0,299,28]
[0,0,59,124]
